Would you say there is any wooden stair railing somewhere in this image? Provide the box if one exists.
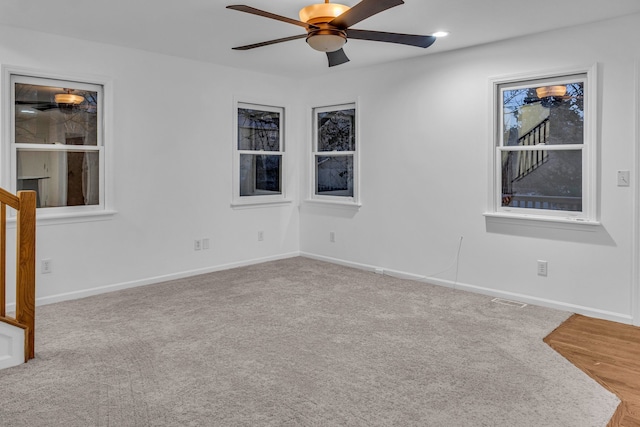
[514,117,550,182]
[502,117,551,204]
[0,188,36,362]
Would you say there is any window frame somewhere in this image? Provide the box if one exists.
[486,65,598,225]
[2,67,113,221]
[310,102,360,206]
[232,101,288,207]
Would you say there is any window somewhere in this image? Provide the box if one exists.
[9,74,105,215]
[490,66,597,223]
[311,103,358,204]
[233,102,285,205]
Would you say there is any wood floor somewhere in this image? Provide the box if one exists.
[544,314,640,427]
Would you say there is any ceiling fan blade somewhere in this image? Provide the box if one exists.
[329,0,404,29]
[227,5,319,30]
[326,49,350,67]
[232,34,307,50]
[346,29,436,48]
[16,101,59,111]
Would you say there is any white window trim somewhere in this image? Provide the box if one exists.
[485,64,599,226]
[632,58,640,326]
[231,99,290,207]
[308,101,361,207]
[2,65,115,224]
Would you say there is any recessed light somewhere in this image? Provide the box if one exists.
[432,31,449,38]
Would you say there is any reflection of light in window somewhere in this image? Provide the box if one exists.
[20,109,36,114]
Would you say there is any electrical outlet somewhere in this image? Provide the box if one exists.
[194,240,202,251]
[41,259,53,274]
[329,231,335,243]
[202,238,210,250]
[537,260,548,277]
[258,231,264,241]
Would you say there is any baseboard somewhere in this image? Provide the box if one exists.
[300,252,634,325]
[6,250,633,325]
[300,252,431,282]
[4,251,301,311]
[301,252,378,273]
[433,277,633,325]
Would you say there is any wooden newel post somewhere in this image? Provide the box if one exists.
[15,190,36,360]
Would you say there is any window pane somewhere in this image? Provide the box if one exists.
[502,82,583,147]
[17,150,100,207]
[316,155,353,196]
[237,108,280,151]
[15,83,98,146]
[501,150,582,211]
[239,154,281,196]
[317,108,355,152]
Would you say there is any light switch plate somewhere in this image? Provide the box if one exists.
[617,170,630,187]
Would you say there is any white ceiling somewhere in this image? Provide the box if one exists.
[1,0,640,77]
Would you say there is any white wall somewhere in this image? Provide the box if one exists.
[2,13,639,325]
[0,25,301,306]
[299,13,640,324]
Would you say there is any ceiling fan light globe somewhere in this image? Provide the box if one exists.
[307,34,346,52]
[299,2,350,24]
[54,93,84,104]
[536,85,567,98]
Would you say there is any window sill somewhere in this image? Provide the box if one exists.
[303,199,362,209]
[484,212,600,230]
[231,199,293,209]
[6,209,117,228]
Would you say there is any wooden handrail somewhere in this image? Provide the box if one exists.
[0,188,36,362]
[0,189,20,208]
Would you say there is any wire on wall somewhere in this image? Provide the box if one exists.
[423,236,464,286]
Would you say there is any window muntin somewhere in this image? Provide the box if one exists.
[312,104,358,202]
[494,73,593,220]
[234,103,285,202]
[11,75,104,212]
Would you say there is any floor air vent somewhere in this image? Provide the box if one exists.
[491,297,528,308]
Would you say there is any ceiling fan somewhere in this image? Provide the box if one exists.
[227,0,436,67]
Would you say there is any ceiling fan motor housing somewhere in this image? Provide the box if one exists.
[300,2,350,52]
[299,2,350,25]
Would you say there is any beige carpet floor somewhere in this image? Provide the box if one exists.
[0,257,618,426]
